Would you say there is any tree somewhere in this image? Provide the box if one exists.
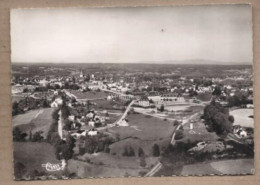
[31,131,44,142]
[14,162,27,179]
[173,120,179,126]
[212,86,221,96]
[138,147,145,157]
[175,130,184,140]
[122,147,129,156]
[12,101,19,116]
[203,102,233,135]
[13,127,27,141]
[140,156,146,167]
[128,146,135,156]
[42,99,49,108]
[160,104,164,112]
[152,144,160,157]
[228,115,235,123]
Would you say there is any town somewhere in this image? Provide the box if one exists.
[12,63,254,180]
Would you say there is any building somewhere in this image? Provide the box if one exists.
[51,98,63,108]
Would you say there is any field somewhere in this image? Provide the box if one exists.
[180,118,219,143]
[196,93,212,102]
[13,142,61,177]
[67,89,108,100]
[77,153,157,170]
[91,99,125,110]
[13,108,55,138]
[230,108,254,128]
[181,159,254,175]
[68,159,145,178]
[107,113,176,156]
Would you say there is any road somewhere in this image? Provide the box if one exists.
[171,112,201,145]
[97,100,135,131]
[144,111,201,177]
[116,100,135,125]
[134,108,177,121]
[58,110,63,139]
[144,162,162,177]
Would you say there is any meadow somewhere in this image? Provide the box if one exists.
[107,113,176,156]
[13,142,61,177]
[67,89,108,100]
[230,108,254,128]
[13,108,55,139]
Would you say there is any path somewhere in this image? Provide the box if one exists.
[58,110,63,139]
[171,112,200,145]
[116,100,135,125]
[144,162,162,177]
[97,100,135,131]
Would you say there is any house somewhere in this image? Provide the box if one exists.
[233,126,248,138]
[117,119,129,127]
[39,79,49,87]
[88,129,98,136]
[88,120,95,127]
[136,96,151,108]
[71,130,87,138]
[246,104,254,108]
[68,115,75,121]
[86,112,94,119]
[51,98,63,107]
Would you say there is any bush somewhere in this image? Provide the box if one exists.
[175,130,184,140]
[152,144,160,157]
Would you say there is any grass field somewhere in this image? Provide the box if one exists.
[181,119,219,143]
[230,108,254,128]
[107,113,176,156]
[67,159,146,178]
[196,93,212,102]
[77,153,157,170]
[13,108,55,139]
[13,142,61,177]
[181,159,254,175]
[67,89,108,100]
[108,113,175,140]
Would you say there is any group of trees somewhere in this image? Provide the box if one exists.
[203,100,233,136]
[12,97,49,116]
[78,134,114,155]
[13,127,27,142]
[227,92,253,107]
[13,127,44,142]
[55,135,76,161]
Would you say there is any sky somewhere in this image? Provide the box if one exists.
[11,4,253,64]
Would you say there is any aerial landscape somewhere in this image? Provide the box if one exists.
[12,63,254,179]
[11,4,254,180]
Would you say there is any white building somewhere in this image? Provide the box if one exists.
[51,98,63,108]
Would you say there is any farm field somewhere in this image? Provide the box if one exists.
[13,142,61,177]
[181,159,254,175]
[109,113,176,140]
[67,159,145,178]
[91,99,125,110]
[230,108,254,128]
[77,153,157,170]
[67,89,108,100]
[180,119,219,143]
[13,108,55,138]
[107,113,176,156]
